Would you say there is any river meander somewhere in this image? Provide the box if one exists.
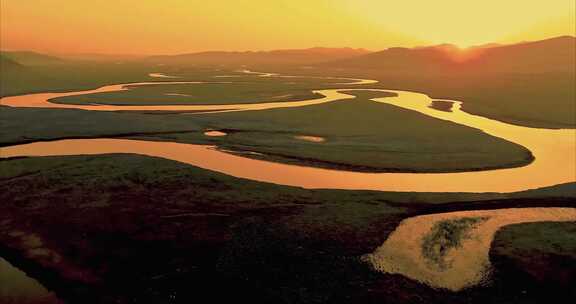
[0,71,574,298]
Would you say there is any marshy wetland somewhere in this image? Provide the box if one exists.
[2,0,575,302]
[1,62,575,304]
[2,71,574,192]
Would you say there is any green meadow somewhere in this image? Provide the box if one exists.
[1,65,532,172]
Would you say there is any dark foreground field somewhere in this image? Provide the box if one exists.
[1,47,575,303]
[1,155,575,304]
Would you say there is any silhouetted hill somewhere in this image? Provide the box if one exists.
[323,36,576,74]
[1,51,64,66]
[324,46,454,72]
[0,55,23,70]
[464,36,575,73]
[56,53,148,62]
[143,47,371,66]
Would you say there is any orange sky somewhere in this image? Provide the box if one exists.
[1,0,574,55]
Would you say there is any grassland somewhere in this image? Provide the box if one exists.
[131,91,532,172]
[0,154,574,303]
[490,222,576,303]
[269,66,576,129]
[4,50,574,130]
[50,81,325,105]
[1,65,533,172]
[1,63,154,97]
[1,60,574,303]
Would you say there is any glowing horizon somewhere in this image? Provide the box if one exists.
[1,0,574,55]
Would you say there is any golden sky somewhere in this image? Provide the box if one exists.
[1,0,574,54]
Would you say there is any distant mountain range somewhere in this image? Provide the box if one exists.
[463,36,575,73]
[1,36,574,74]
[54,53,148,62]
[139,36,575,73]
[324,36,575,74]
[142,47,371,66]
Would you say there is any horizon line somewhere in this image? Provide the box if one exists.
[1,35,574,58]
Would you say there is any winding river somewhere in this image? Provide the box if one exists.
[1,73,574,192]
[0,71,575,294]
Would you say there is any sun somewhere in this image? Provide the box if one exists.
[339,0,575,47]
